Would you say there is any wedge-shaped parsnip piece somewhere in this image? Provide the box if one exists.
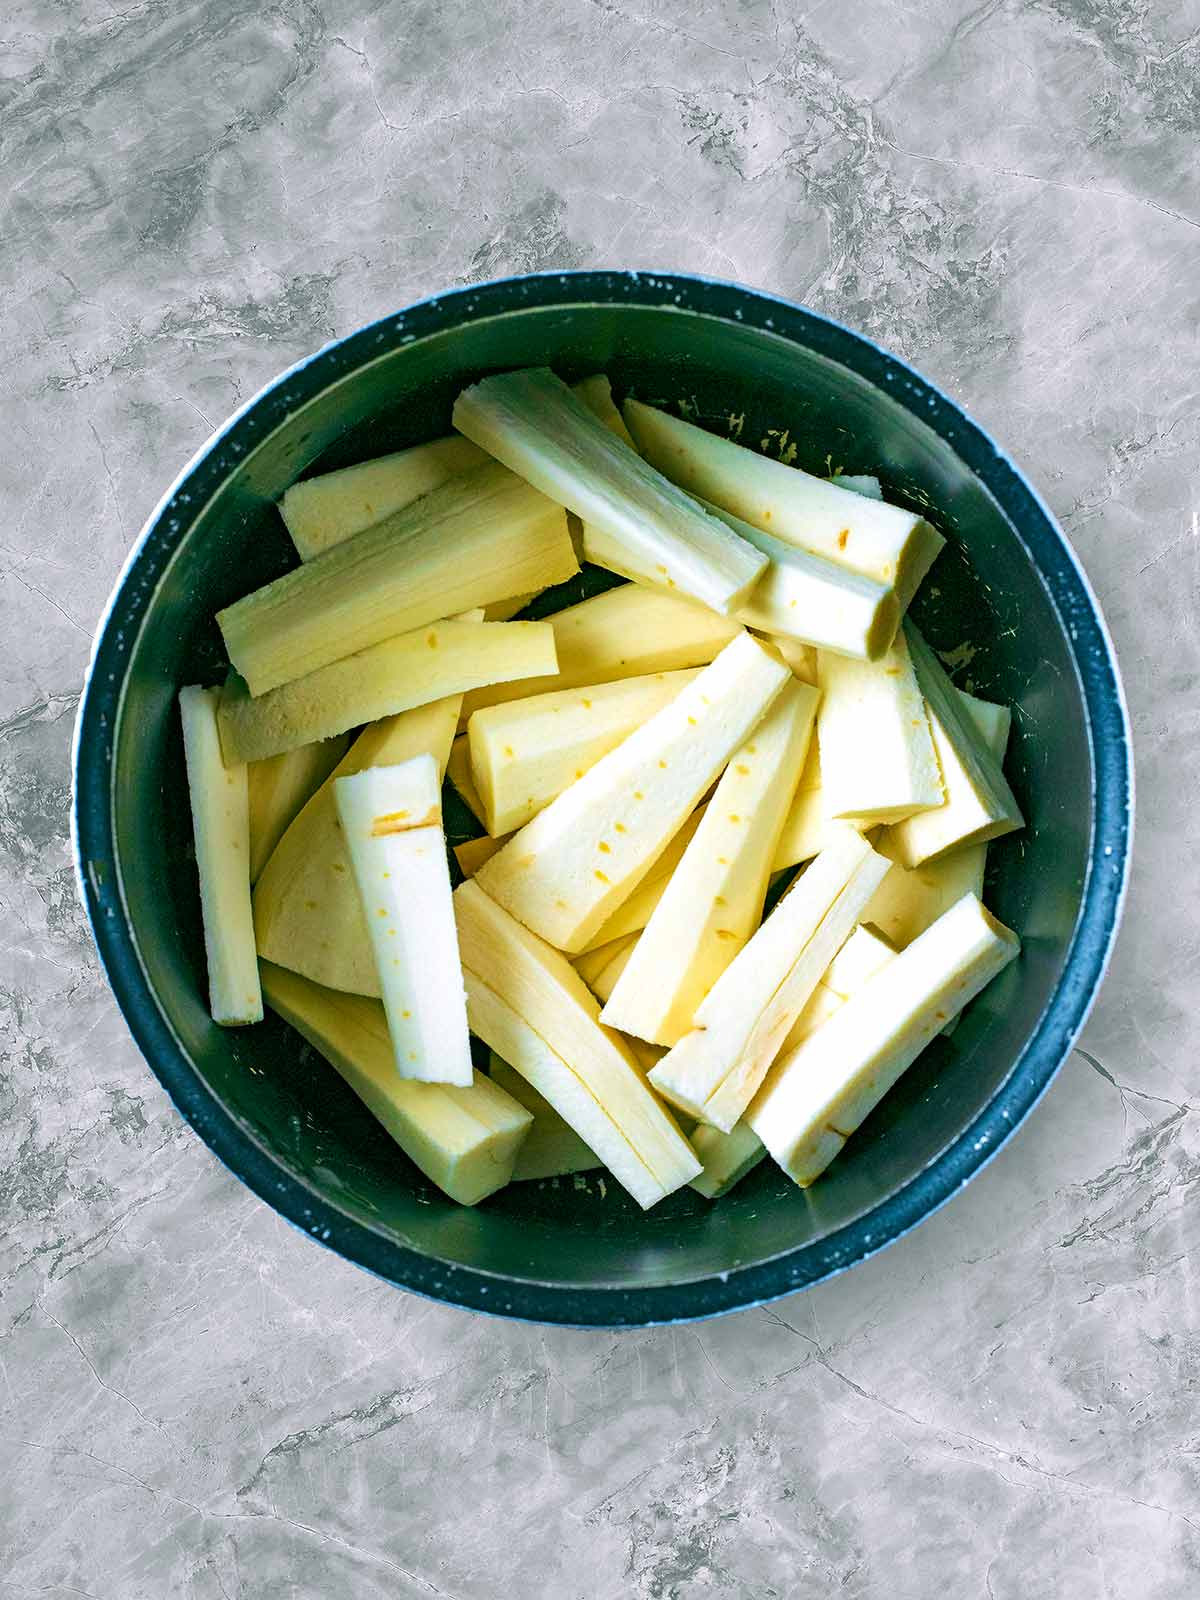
[219,462,576,694]
[817,632,942,824]
[690,924,898,1199]
[748,894,1020,1183]
[260,962,530,1204]
[583,932,639,1002]
[771,742,867,870]
[334,756,471,1085]
[460,582,740,723]
[624,400,944,612]
[468,669,699,837]
[489,1053,602,1180]
[179,686,263,1025]
[446,733,487,827]
[219,618,557,764]
[759,632,818,684]
[454,368,768,615]
[601,681,817,1046]
[477,633,790,952]
[253,695,461,996]
[709,501,900,659]
[649,827,891,1132]
[246,734,350,882]
[881,625,1023,866]
[280,375,631,561]
[689,1123,768,1200]
[576,808,706,953]
[454,833,509,879]
[455,881,700,1207]
[574,934,637,993]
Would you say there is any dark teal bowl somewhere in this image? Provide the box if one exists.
[72,271,1132,1326]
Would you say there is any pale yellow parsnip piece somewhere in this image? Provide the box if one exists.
[489,1054,601,1180]
[453,833,510,879]
[334,756,471,1085]
[252,694,462,997]
[476,632,790,952]
[601,680,817,1046]
[260,963,530,1205]
[446,734,486,827]
[246,734,350,882]
[575,808,706,953]
[747,894,1019,1185]
[688,1123,768,1200]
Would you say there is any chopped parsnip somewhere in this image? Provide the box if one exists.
[453,833,509,879]
[576,808,707,952]
[218,617,557,764]
[649,827,891,1132]
[489,1054,602,1180]
[476,632,790,953]
[688,1123,768,1200]
[623,400,944,611]
[459,582,740,723]
[454,368,768,615]
[816,632,942,823]
[468,669,699,837]
[179,685,262,1025]
[260,962,530,1204]
[456,881,700,1208]
[446,733,487,827]
[219,462,576,694]
[881,624,1023,865]
[747,894,1019,1184]
[601,680,817,1045]
[252,695,461,996]
[246,733,350,882]
[335,756,471,1085]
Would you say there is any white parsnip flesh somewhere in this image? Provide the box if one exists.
[219,462,576,694]
[489,1053,601,1181]
[601,680,817,1046]
[881,624,1023,865]
[476,632,791,953]
[335,756,471,1085]
[219,617,557,764]
[446,733,487,827]
[468,669,699,837]
[649,827,892,1132]
[454,368,768,615]
[816,632,942,824]
[747,894,1020,1184]
[179,686,263,1025]
[246,734,350,882]
[688,1123,768,1200]
[260,963,531,1204]
[455,881,700,1208]
[252,695,461,997]
[459,582,740,723]
[576,808,707,952]
[623,400,945,611]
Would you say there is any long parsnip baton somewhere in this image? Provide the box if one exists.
[747,894,1019,1184]
[455,881,700,1208]
[260,962,531,1205]
[601,680,818,1046]
[246,733,350,882]
[252,695,461,996]
[467,669,700,837]
[575,808,707,953]
[816,632,942,824]
[648,826,891,1132]
[488,1053,602,1181]
[280,375,631,561]
[476,632,791,953]
[459,582,740,723]
[623,399,944,612]
[335,756,472,1086]
[219,462,576,694]
[219,617,557,764]
[882,623,1023,865]
[179,685,262,1026]
[454,368,768,615]
[691,925,900,1200]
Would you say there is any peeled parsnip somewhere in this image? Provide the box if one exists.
[489,1053,602,1181]
[179,685,263,1026]
[246,733,350,882]
[335,755,471,1085]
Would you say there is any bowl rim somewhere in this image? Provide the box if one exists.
[72,268,1134,1327]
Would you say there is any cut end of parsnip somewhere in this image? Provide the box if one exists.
[335,755,472,1085]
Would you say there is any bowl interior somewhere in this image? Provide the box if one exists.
[102,297,1093,1298]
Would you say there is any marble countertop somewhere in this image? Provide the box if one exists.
[3,1,1197,1594]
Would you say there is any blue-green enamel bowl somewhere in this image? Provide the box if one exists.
[72,271,1132,1326]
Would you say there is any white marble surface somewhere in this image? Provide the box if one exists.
[2,1,1198,1593]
